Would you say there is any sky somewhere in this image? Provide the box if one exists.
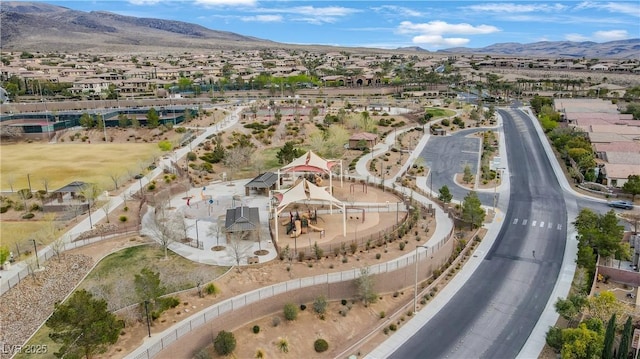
[25,0,640,50]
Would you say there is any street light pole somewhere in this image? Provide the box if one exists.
[144,300,151,337]
[414,245,429,313]
[195,219,200,249]
[31,239,40,269]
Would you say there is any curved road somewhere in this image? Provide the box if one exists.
[390,108,567,358]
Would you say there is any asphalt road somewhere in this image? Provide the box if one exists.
[390,108,567,358]
[420,128,495,205]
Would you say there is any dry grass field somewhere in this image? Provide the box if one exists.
[1,142,159,191]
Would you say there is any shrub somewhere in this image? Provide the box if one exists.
[341,299,348,306]
[194,349,211,359]
[272,316,281,327]
[22,212,35,219]
[277,337,289,353]
[123,206,129,212]
[119,215,128,222]
[214,330,236,356]
[399,242,405,250]
[284,303,298,321]
[376,253,382,260]
[314,339,329,353]
[205,283,219,295]
[389,323,398,331]
[379,311,386,318]
[147,183,156,191]
[252,325,260,334]
[313,295,328,314]
[29,203,41,212]
[300,304,307,311]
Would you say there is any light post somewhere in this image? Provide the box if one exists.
[31,239,40,269]
[414,244,429,313]
[396,202,399,224]
[195,219,200,249]
[143,300,151,337]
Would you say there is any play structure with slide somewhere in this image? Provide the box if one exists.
[280,210,324,237]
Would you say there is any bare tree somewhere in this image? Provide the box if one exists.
[109,171,123,190]
[101,200,112,223]
[188,267,210,298]
[177,214,192,243]
[226,231,252,271]
[40,176,50,193]
[6,173,16,193]
[79,183,101,228]
[50,235,67,262]
[65,202,83,223]
[146,207,181,259]
[224,146,254,181]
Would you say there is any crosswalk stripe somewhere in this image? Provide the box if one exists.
[540,221,545,228]
[513,218,518,225]
[548,222,552,229]
[532,220,537,227]
[522,219,528,225]
[557,224,562,230]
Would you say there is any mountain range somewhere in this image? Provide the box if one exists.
[2,1,639,59]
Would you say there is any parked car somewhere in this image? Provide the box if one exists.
[608,200,634,210]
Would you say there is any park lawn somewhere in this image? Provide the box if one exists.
[0,221,52,254]
[18,244,229,358]
[425,107,456,119]
[77,244,229,307]
[0,142,159,191]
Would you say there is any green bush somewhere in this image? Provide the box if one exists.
[205,283,219,295]
[252,325,260,334]
[119,215,128,222]
[186,151,197,161]
[283,303,298,321]
[22,212,35,219]
[314,338,329,353]
[313,295,328,314]
[389,323,398,331]
[214,330,236,356]
[0,205,10,213]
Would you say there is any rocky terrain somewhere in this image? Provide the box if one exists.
[2,1,638,58]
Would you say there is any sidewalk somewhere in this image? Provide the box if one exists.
[1,105,246,294]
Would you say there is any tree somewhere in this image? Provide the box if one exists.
[438,185,452,203]
[79,112,95,128]
[226,232,252,270]
[555,294,587,325]
[214,330,236,356]
[158,140,173,152]
[146,207,181,259]
[79,183,101,228]
[146,108,160,128]
[134,268,166,315]
[46,289,123,359]
[560,322,604,359]
[462,191,485,230]
[602,313,616,359]
[622,175,640,201]
[585,291,625,324]
[462,164,474,184]
[276,141,303,164]
[617,316,633,359]
[355,267,378,306]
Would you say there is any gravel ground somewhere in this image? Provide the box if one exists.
[0,254,94,359]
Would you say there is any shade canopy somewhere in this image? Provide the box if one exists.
[274,178,342,210]
[281,150,338,174]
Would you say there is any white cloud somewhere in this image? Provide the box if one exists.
[593,29,630,41]
[371,5,423,17]
[413,35,470,47]
[564,29,631,42]
[254,5,359,24]
[565,33,590,41]
[128,0,163,5]
[240,14,282,22]
[465,3,567,13]
[576,2,640,17]
[195,0,257,6]
[398,21,500,36]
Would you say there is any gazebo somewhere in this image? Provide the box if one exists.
[225,206,260,241]
[271,178,346,243]
[277,150,342,194]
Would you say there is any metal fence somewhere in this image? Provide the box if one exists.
[0,227,140,296]
[128,226,454,359]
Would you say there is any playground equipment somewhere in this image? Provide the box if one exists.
[290,220,302,238]
[308,223,324,232]
[314,173,323,186]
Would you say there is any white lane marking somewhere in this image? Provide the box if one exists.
[557,224,562,230]
[540,221,545,228]
[522,219,528,225]
[513,218,518,225]
[532,220,537,227]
